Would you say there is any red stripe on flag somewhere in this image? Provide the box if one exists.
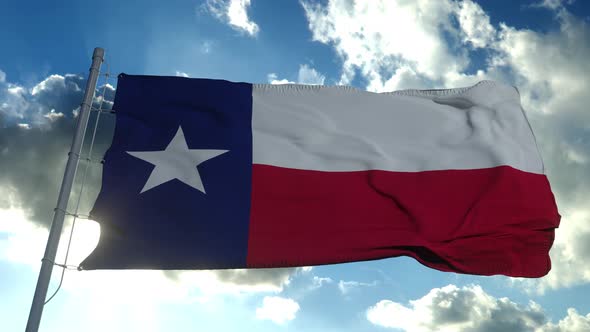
[246,164,560,277]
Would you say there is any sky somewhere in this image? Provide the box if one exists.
[1,0,590,331]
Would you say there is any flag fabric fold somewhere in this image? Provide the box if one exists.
[80,74,560,277]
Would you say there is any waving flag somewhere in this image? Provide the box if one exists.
[80,74,560,277]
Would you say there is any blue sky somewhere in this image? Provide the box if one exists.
[1,0,590,331]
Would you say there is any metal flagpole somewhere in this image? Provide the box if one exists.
[25,47,105,332]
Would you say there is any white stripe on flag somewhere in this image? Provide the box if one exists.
[251,81,543,173]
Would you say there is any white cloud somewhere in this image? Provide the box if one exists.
[201,40,213,54]
[532,0,575,10]
[311,276,333,290]
[44,109,65,122]
[543,308,590,331]
[53,267,191,332]
[255,296,300,324]
[267,73,294,85]
[301,0,468,90]
[367,284,590,331]
[297,64,325,85]
[493,12,590,114]
[565,149,588,164]
[7,86,26,96]
[0,188,100,269]
[0,72,96,127]
[338,279,377,295]
[299,0,582,91]
[206,0,259,36]
[1,84,28,120]
[267,64,326,85]
[0,69,5,82]
[175,71,190,77]
[0,207,47,264]
[191,268,294,293]
[456,0,495,48]
[31,74,67,95]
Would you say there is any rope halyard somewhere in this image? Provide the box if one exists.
[44,60,113,305]
[66,151,103,164]
[90,107,116,114]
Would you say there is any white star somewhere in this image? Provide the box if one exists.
[127,126,228,194]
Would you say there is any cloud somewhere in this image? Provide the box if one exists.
[29,74,85,121]
[205,268,296,292]
[300,266,313,272]
[543,309,590,331]
[0,72,114,128]
[0,73,115,227]
[48,268,195,332]
[44,109,65,122]
[201,40,213,54]
[456,0,495,48]
[175,71,190,77]
[255,296,300,324]
[531,0,575,10]
[267,64,326,85]
[0,119,101,226]
[205,0,259,36]
[338,279,377,295]
[297,64,326,85]
[301,0,590,291]
[267,73,294,85]
[0,206,48,264]
[366,284,590,331]
[312,276,333,288]
[301,0,469,90]
[160,269,295,295]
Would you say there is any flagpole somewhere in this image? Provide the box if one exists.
[25,47,104,332]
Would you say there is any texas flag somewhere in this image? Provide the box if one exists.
[80,74,560,277]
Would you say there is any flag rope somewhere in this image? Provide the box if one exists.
[91,106,116,114]
[43,61,113,305]
[40,258,80,270]
[67,151,103,164]
[53,207,91,220]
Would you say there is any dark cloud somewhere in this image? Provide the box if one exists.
[162,268,298,291]
[429,287,480,324]
[0,73,115,226]
[468,299,547,332]
[30,74,86,117]
[214,268,295,286]
[426,285,546,331]
[161,267,296,290]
